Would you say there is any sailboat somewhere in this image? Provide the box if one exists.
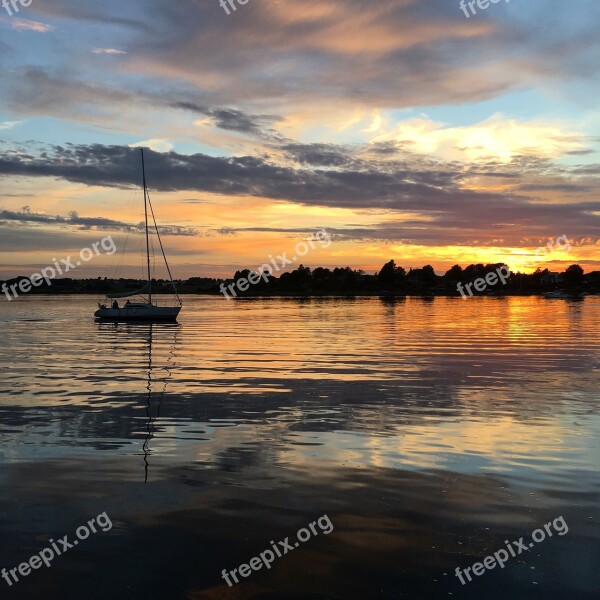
[94,149,182,322]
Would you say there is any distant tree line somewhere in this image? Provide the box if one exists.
[2,262,598,297]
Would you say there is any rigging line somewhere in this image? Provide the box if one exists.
[146,190,182,306]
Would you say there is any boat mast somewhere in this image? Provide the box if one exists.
[141,149,152,304]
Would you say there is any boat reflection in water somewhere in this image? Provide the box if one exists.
[97,321,180,483]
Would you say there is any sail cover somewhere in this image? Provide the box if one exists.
[106,282,151,299]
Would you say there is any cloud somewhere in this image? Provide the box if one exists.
[282,143,354,167]
[369,115,593,162]
[109,0,600,114]
[4,17,53,32]
[174,102,282,138]
[1,0,598,142]
[22,0,149,31]
[92,48,127,55]
[0,207,198,236]
[5,69,136,120]
[2,69,282,140]
[0,143,598,247]
[0,121,22,130]
[129,139,174,153]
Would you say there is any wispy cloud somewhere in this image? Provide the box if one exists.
[92,48,127,55]
[8,18,53,33]
[0,121,22,130]
[129,139,174,153]
[0,207,198,237]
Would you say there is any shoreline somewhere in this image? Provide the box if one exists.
[1,291,597,300]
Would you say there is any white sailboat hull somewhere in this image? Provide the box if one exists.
[94,304,181,322]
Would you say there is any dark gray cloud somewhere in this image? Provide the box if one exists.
[0,143,500,209]
[172,102,282,137]
[0,206,198,236]
[215,224,600,248]
[517,183,593,193]
[566,149,596,156]
[282,143,354,167]
[2,143,596,247]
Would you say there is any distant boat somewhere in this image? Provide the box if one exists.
[94,149,182,322]
[543,290,582,299]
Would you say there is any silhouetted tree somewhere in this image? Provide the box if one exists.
[312,267,331,280]
[463,264,486,281]
[233,269,251,282]
[444,265,463,281]
[421,265,437,287]
[333,266,358,285]
[563,264,584,285]
[378,260,406,287]
[280,265,311,288]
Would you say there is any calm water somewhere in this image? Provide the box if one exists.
[0,295,599,599]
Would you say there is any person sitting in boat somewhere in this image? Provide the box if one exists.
[112,300,119,309]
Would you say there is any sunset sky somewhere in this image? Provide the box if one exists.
[1,0,599,280]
